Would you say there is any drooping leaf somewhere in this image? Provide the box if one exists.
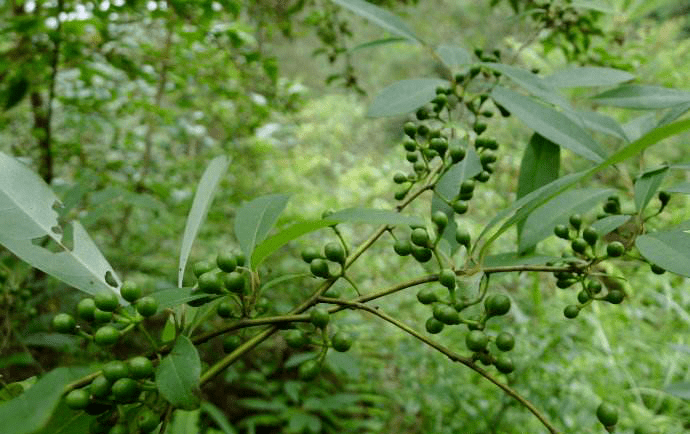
[329,0,421,43]
[201,402,238,434]
[234,194,291,268]
[665,382,690,400]
[634,166,668,212]
[519,188,614,253]
[483,63,570,108]
[0,368,72,434]
[251,219,337,268]
[156,336,202,410]
[328,207,423,227]
[0,152,121,297]
[544,66,634,88]
[516,134,560,249]
[590,215,630,236]
[636,226,690,277]
[436,44,472,71]
[177,156,229,287]
[367,78,449,117]
[431,146,482,254]
[592,85,690,109]
[490,86,606,162]
[666,182,690,194]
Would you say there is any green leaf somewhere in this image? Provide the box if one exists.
[152,287,209,310]
[432,146,482,253]
[483,253,562,268]
[544,66,634,88]
[658,101,690,126]
[329,0,421,43]
[623,113,662,142]
[35,401,92,434]
[490,86,606,162]
[201,402,238,434]
[483,63,570,108]
[665,382,690,400]
[605,118,690,167]
[591,215,630,236]
[436,44,472,72]
[592,85,690,109]
[634,166,668,212]
[0,368,72,434]
[156,336,202,410]
[570,110,628,140]
[235,194,290,268]
[170,409,200,434]
[351,37,408,51]
[177,156,229,287]
[251,219,336,268]
[0,152,121,297]
[519,188,614,253]
[666,182,690,194]
[636,226,690,277]
[570,0,614,12]
[328,208,423,227]
[367,78,449,117]
[3,76,29,111]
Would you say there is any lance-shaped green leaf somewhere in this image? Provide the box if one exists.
[367,78,449,117]
[623,113,658,142]
[235,194,291,268]
[544,66,634,88]
[634,166,668,212]
[156,336,202,410]
[483,253,563,268]
[636,227,690,277]
[436,44,472,72]
[666,182,690,194]
[152,287,210,310]
[658,102,690,127]
[178,156,229,287]
[591,215,630,236]
[328,208,423,227]
[519,188,614,253]
[491,86,606,162]
[170,409,200,434]
[0,152,121,297]
[570,0,614,13]
[665,382,690,400]
[592,84,690,109]
[329,0,421,43]
[516,134,560,248]
[483,63,570,108]
[569,110,628,141]
[201,402,238,434]
[351,37,408,51]
[0,368,71,434]
[251,219,337,268]
[431,146,482,253]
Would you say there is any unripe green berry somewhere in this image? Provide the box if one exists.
[606,289,625,304]
[577,290,590,304]
[77,298,97,321]
[111,378,139,403]
[136,408,160,433]
[216,251,237,273]
[216,301,234,318]
[103,360,129,382]
[403,121,417,137]
[298,359,320,381]
[438,269,456,290]
[135,296,158,317]
[94,325,119,346]
[394,239,412,256]
[455,227,471,247]
[310,307,330,328]
[658,190,671,206]
[89,375,111,398]
[596,402,618,427]
[417,288,437,305]
[120,281,142,303]
[425,317,444,334]
[223,335,243,353]
[52,313,76,334]
[582,227,598,246]
[301,247,321,263]
[65,388,90,410]
[198,271,224,294]
[93,308,113,324]
[402,137,417,151]
[452,200,468,214]
[284,330,307,349]
[432,211,448,230]
[192,260,215,278]
[411,228,430,247]
[223,271,245,293]
[587,280,603,294]
[571,238,588,254]
[449,145,466,163]
[554,224,570,240]
[460,179,475,195]
[473,122,487,135]
[485,294,511,316]
[331,331,353,352]
[324,242,346,264]
[650,263,665,275]
[95,291,119,312]
[494,354,515,374]
[475,171,491,183]
[128,356,153,379]
[606,241,625,257]
[310,259,330,278]
[234,252,246,267]
[411,246,433,263]
[495,332,515,352]
[393,172,408,184]
[569,214,582,229]
[563,304,580,319]
[406,151,418,163]
[465,330,489,352]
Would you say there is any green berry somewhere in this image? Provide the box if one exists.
[411,228,430,247]
[606,241,625,257]
[223,271,245,293]
[402,137,417,152]
[192,260,215,278]
[310,307,330,328]
[577,290,590,304]
[425,317,444,334]
[120,281,142,303]
[65,388,90,410]
[417,288,438,305]
[606,289,625,304]
[128,356,153,379]
[217,300,234,318]
[433,304,460,325]
[438,269,456,289]
[658,190,671,206]
[135,296,158,317]
[465,330,489,352]
[432,211,448,230]
[475,170,491,183]
[473,122,487,135]
[495,332,515,352]
[449,145,466,163]
[103,360,129,382]
[480,150,497,165]
[587,280,603,294]
[452,200,468,214]
[89,375,111,398]
[403,121,417,137]
[393,239,412,256]
[198,271,224,294]
[52,313,76,334]
[301,247,321,263]
[108,425,128,434]
[406,151,418,163]
[223,335,243,353]
[77,298,97,321]
[485,294,511,316]
[583,227,598,245]
[455,227,471,247]
[459,179,475,195]
[331,331,353,352]
[393,172,408,184]
[298,359,320,381]
[136,408,160,433]
[284,330,307,349]
[234,252,246,267]
[111,378,139,403]
[216,251,237,273]
[556,278,577,289]
[94,325,119,346]
[93,308,113,324]
[310,259,330,278]
[571,238,588,254]
[494,354,515,374]
[554,224,570,240]
[569,214,582,229]
[603,199,620,214]
[596,402,618,427]
[411,246,433,263]
[416,107,429,121]
[95,291,119,312]
[324,242,346,264]
[650,263,665,275]
[429,137,448,155]
[563,304,580,319]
